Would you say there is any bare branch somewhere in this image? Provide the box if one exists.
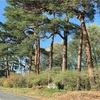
[40,32,64,40]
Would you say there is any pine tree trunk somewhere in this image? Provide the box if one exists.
[20,59,22,75]
[62,31,67,72]
[80,17,96,90]
[77,30,83,90]
[49,34,54,70]
[35,38,40,75]
[77,30,83,72]
[5,56,9,78]
[48,34,54,87]
[80,18,94,78]
[37,38,40,74]
[5,64,9,78]
[34,46,37,74]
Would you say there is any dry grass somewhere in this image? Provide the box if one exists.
[0,87,100,100]
[54,91,100,100]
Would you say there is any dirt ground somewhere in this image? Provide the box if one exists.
[43,91,100,100]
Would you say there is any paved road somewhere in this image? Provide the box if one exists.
[0,91,39,100]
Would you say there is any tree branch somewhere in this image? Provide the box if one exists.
[68,21,81,30]
[40,32,64,40]
[40,33,54,39]
[56,33,64,39]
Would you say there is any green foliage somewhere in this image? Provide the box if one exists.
[94,68,100,91]
[87,23,100,67]
[52,66,61,73]
[53,42,63,67]
[0,68,100,91]
[23,75,34,88]
[3,77,14,88]
[53,70,78,90]
[42,88,66,94]
[68,38,82,69]
[68,23,100,69]
[31,73,48,86]
[0,77,5,86]
[0,70,5,77]
[2,75,26,88]
[13,76,27,88]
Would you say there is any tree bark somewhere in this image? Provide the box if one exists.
[80,18,97,89]
[34,38,40,75]
[62,31,67,72]
[19,59,22,75]
[80,18,94,78]
[77,30,83,72]
[77,30,83,90]
[49,34,54,70]
[5,55,9,78]
[48,34,54,87]
[5,64,9,78]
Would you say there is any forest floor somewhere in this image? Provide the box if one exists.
[45,91,100,100]
[0,87,100,100]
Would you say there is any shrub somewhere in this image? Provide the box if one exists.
[25,75,35,88]
[31,73,48,86]
[1,68,99,91]
[94,68,100,91]
[3,77,14,88]
[3,75,27,88]
[0,77,5,86]
[52,66,61,74]
[53,70,79,90]
[13,76,27,88]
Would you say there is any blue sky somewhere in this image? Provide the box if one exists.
[0,0,63,48]
[0,0,100,48]
[0,0,8,23]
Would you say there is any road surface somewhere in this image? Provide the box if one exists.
[0,91,39,100]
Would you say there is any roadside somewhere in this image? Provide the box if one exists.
[0,86,62,100]
[0,87,100,100]
[0,90,38,100]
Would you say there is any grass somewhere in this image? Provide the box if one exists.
[0,86,30,95]
[0,86,69,99]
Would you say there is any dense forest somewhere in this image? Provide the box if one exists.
[0,0,100,92]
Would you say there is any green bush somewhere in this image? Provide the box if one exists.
[25,75,35,88]
[52,66,61,74]
[3,77,14,88]
[94,68,100,91]
[13,76,27,88]
[0,77,5,86]
[3,75,27,88]
[53,70,78,90]
[31,73,48,86]
[5,81,13,88]
[1,68,100,91]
